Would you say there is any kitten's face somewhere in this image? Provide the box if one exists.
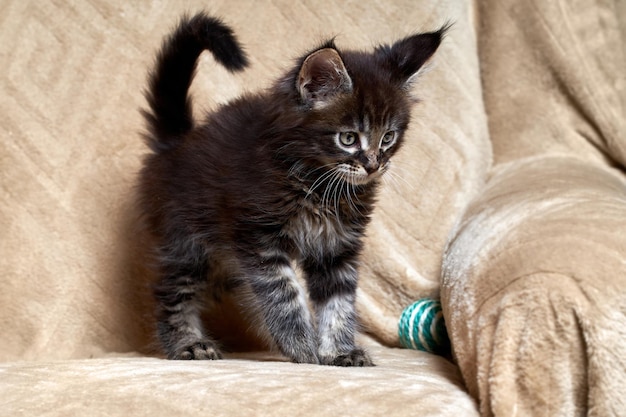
[333,128,398,185]
[283,30,444,189]
[297,73,411,188]
[313,102,408,186]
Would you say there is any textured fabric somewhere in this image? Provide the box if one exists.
[0,0,485,415]
[0,0,488,360]
[443,159,626,416]
[477,0,626,168]
[441,0,626,415]
[0,347,478,417]
[2,0,624,415]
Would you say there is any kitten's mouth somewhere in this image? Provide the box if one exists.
[344,173,377,185]
[337,165,386,186]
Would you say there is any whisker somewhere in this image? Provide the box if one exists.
[344,180,356,215]
[307,162,338,176]
[320,167,342,216]
[387,163,416,187]
[288,161,305,177]
[384,166,415,192]
[347,181,364,217]
[320,168,336,209]
[326,170,343,215]
[333,172,343,217]
[382,172,405,194]
[303,163,340,197]
[307,167,338,199]
[291,161,335,180]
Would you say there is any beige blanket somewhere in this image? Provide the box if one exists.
[1,0,624,415]
[442,0,626,416]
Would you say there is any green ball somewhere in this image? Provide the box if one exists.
[398,299,450,354]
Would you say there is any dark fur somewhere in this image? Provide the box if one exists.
[139,12,444,366]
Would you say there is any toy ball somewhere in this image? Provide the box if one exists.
[398,298,450,354]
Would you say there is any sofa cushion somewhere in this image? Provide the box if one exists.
[0,347,479,417]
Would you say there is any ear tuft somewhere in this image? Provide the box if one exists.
[297,48,353,107]
[378,25,449,87]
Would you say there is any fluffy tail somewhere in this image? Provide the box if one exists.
[143,12,249,152]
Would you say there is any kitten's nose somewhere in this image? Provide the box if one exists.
[362,152,380,174]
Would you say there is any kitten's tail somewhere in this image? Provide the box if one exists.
[142,12,249,152]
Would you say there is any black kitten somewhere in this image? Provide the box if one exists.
[139,12,444,366]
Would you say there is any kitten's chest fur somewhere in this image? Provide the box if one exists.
[282,194,366,260]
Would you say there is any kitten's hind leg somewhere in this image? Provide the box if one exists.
[153,248,222,360]
[244,251,319,364]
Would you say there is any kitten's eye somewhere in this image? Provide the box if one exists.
[382,131,396,145]
[339,132,358,147]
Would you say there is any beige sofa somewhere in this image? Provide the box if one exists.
[1,0,625,415]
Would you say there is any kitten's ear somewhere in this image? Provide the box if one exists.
[297,47,353,107]
[381,26,448,87]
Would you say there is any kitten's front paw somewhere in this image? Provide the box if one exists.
[170,340,223,360]
[324,348,374,367]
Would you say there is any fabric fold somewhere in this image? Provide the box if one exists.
[442,157,626,416]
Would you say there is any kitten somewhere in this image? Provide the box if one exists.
[139,12,444,366]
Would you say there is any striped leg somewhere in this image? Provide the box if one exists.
[154,249,222,360]
[247,251,319,364]
[304,256,374,367]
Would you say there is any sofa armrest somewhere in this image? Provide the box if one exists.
[441,157,626,416]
